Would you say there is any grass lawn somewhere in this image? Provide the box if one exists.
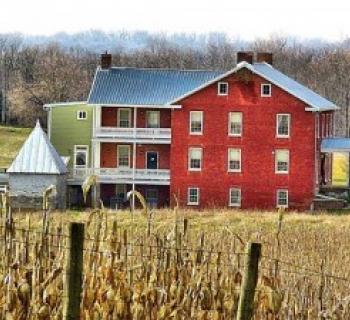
[0,125,31,168]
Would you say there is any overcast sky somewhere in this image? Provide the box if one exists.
[2,0,350,41]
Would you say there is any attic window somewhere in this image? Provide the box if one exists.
[261,84,272,97]
[218,82,228,95]
[77,110,87,120]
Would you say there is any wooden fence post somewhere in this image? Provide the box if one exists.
[63,223,84,320]
[237,242,261,320]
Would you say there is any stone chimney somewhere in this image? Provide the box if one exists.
[101,51,112,69]
[257,52,273,65]
[237,51,254,64]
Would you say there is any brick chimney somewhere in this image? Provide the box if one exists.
[257,52,273,65]
[101,51,112,69]
[237,51,254,64]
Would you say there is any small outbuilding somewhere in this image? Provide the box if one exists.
[7,120,67,210]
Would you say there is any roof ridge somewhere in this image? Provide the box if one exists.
[103,66,224,73]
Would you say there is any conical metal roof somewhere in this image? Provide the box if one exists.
[7,120,67,174]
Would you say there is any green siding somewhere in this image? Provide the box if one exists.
[50,103,93,168]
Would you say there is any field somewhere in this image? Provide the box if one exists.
[1,208,350,319]
[0,125,31,168]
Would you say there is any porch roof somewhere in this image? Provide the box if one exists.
[321,138,350,152]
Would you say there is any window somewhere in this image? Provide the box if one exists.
[146,189,159,208]
[275,150,289,174]
[0,185,7,193]
[261,84,271,97]
[118,145,130,167]
[229,188,241,207]
[229,112,242,136]
[277,114,290,138]
[218,82,228,95]
[74,145,88,168]
[187,187,200,205]
[277,189,288,208]
[146,111,160,128]
[77,110,87,120]
[228,148,241,172]
[118,108,131,128]
[190,111,203,134]
[188,147,202,171]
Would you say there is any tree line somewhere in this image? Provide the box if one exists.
[1,32,350,135]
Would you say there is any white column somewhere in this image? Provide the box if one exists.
[132,107,137,210]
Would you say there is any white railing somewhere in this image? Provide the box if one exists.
[69,167,170,183]
[94,127,171,140]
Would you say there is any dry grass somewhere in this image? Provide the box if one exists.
[0,125,31,168]
[2,208,350,319]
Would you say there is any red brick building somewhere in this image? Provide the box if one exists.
[85,52,338,210]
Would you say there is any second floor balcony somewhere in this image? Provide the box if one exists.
[68,167,170,185]
[94,127,171,144]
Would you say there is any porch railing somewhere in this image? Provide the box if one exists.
[94,127,171,140]
[69,167,170,183]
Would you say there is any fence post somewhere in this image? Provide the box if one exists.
[63,223,84,320]
[237,242,261,320]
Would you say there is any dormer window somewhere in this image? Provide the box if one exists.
[261,84,272,97]
[218,82,228,95]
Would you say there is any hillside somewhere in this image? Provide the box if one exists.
[0,125,31,168]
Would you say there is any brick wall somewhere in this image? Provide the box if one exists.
[170,71,331,210]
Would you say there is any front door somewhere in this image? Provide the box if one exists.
[146,152,158,169]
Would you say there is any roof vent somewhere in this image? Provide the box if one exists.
[237,51,254,64]
[257,52,273,65]
[101,51,112,69]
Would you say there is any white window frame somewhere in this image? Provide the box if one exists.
[74,145,89,168]
[218,82,229,96]
[261,83,272,97]
[275,149,289,174]
[0,185,7,193]
[146,110,160,128]
[189,111,203,135]
[187,187,200,205]
[229,188,241,207]
[117,145,131,168]
[276,189,289,208]
[117,108,132,128]
[228,148,241,173]
[228,112,243,137]
[276,114,290,138]
[188,147,203,171]
[77,110,87,120]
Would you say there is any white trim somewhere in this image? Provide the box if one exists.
[228,148,241,173]
[167,61,338,111]
[74,145,89,168]
[47,108,52,139]
[88,102,182,109]
[43,101,87,109]
[217,82,229,96]
[188,147,203,171]
[189,111,203,135]
[261,83,272,97]
[276,114,290,138]
[187,187,200,205]
[228,112,243,137]
[77,110,87,120]
[229,187,241,207]
[276,189,289,208]
[117,145,131,168]
[275,149,289,174]
[146,151,159,169]
[117,108,132,128]
[146,110,160,128]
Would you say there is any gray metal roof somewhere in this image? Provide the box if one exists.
[87,67,223,105]
[7,121,67,174]
[321,138,350,152]
[250,63,338,111]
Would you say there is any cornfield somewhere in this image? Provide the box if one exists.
[1,207,350,319]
